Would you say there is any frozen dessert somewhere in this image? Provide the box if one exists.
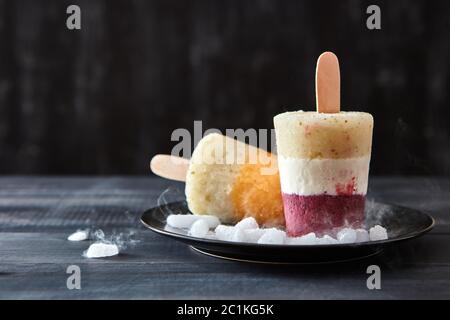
[185,133,284,226]
[273,52,374,236]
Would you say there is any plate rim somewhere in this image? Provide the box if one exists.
[140,200,435,249]
[189,245,385,264]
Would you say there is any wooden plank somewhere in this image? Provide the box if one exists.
[1,232,450,299]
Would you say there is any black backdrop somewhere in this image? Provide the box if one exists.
[0,0,449,175]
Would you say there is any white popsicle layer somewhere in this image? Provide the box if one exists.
[277,155,370,196]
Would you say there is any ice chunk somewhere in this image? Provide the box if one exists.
[317,235,339,245]
[166,214,220,229]
[244,229,266,243]
[369,225,388,241]
[215,225,236,241]
[166,214,198,228]
[257,228,286,245]
[189,219,209,238]
[286,232,317,245]
[203,232,217,240]
[84,243,119,258]
[235,217,259,230]
[231,228,246,242]
[355,228,370,243]
[68,229,89,241]
[337,228,357,244]
[200,215,221,229]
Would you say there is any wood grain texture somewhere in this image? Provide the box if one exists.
[0,0,449,175]
[0,176,450,299]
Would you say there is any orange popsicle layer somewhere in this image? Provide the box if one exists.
[230,160,285,227]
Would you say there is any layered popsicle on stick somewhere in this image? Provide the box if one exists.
[274,52,374,236]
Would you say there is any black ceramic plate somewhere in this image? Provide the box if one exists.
[141,201,434,264]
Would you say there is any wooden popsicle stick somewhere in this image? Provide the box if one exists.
[315,51,341,113]
[150,154,189,182]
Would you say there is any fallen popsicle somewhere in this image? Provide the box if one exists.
[274,52,374,236]
[150,133,285,226]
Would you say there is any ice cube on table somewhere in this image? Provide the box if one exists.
[189,219,210,238]
[257,228,286,245]
[369,225,388,241]
[68,229,89,241]
[244,228,266,243]
[166,214,220,229]
[84,243,119,258]
[317,235,339,245]
[337,228,357,244]
[214,225,236,241]
[355,228,370,243]
[235,217,259,230]
[286,232,317,245]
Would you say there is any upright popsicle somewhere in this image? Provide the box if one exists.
[274,52,374,236]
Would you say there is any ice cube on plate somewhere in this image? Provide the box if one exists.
[214,225,236,241]
[189,219,209,238]
[231,228,246,242]
[200,215,221,228]
[369,225,388,241]
[286,232,317,245]
[317,235,339,245]
[235,217,259,230]
[244,228,266,243]
[167,214,220,229]
[337,228,357,244]
[355,228,370,243]
[166,214,198,228]
[257,228,286,245]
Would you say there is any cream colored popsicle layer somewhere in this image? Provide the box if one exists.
[185,133,284,226]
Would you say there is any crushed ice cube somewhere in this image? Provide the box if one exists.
[189,219,209,238]
[166,214,198,228]
[337,228,357,244]
[68,229,89,241]
[178,214,389,246]
[235,217,259,230]
[84,243,119,258]
[243,229,266,243]
[257,228,286,245]
[167,214,220,229]
[215,225,236,241]
[355,228,370,243]
[203,232,217,240]
[317,235,339,245]
[286,232,317,245]
[231,228,246,242]
[369,225,388,241]
[200,215,221,229]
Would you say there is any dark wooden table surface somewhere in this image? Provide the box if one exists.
[0,176,449,299]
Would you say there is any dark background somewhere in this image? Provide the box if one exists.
[0,0,449,175]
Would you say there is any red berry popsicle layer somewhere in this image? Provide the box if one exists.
[274,111,374,236]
